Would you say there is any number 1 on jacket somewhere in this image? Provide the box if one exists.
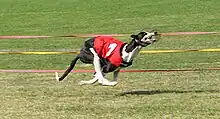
[105,43,117,57]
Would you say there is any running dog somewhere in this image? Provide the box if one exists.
[56,31,158,86]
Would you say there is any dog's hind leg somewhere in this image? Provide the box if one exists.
[78,76,98,85]
[56,55,80,81]
[113,69,120,82]
[78,72,106,85]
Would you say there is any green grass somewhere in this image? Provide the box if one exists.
[0,0,220,118]
[0,71,220,119]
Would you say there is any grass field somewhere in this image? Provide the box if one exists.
[0,0,220,118]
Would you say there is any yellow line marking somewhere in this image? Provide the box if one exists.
[199,49,220,52]
[140,50,191,53]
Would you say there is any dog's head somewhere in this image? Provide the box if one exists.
[131,31,158,47]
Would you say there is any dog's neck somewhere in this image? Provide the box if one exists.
[122,39,143,63]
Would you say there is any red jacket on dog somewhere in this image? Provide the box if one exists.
[94,36,125,67]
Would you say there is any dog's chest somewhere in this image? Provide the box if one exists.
[122,45,142,63]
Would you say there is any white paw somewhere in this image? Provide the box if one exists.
[78,78,98,85]
[78,80,88,85]
[102,81,118,86]
[99,79,118,86]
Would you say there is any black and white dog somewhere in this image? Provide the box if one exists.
[56,31,158,86]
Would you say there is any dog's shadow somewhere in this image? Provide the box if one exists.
[118,89,220,96]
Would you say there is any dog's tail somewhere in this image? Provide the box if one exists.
[56,55,80,81]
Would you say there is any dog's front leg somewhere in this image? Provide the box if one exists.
[90,48,117,86]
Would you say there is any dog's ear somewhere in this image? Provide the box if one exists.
[130,34,137,39]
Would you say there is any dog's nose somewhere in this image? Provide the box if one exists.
[154,32,158,35]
